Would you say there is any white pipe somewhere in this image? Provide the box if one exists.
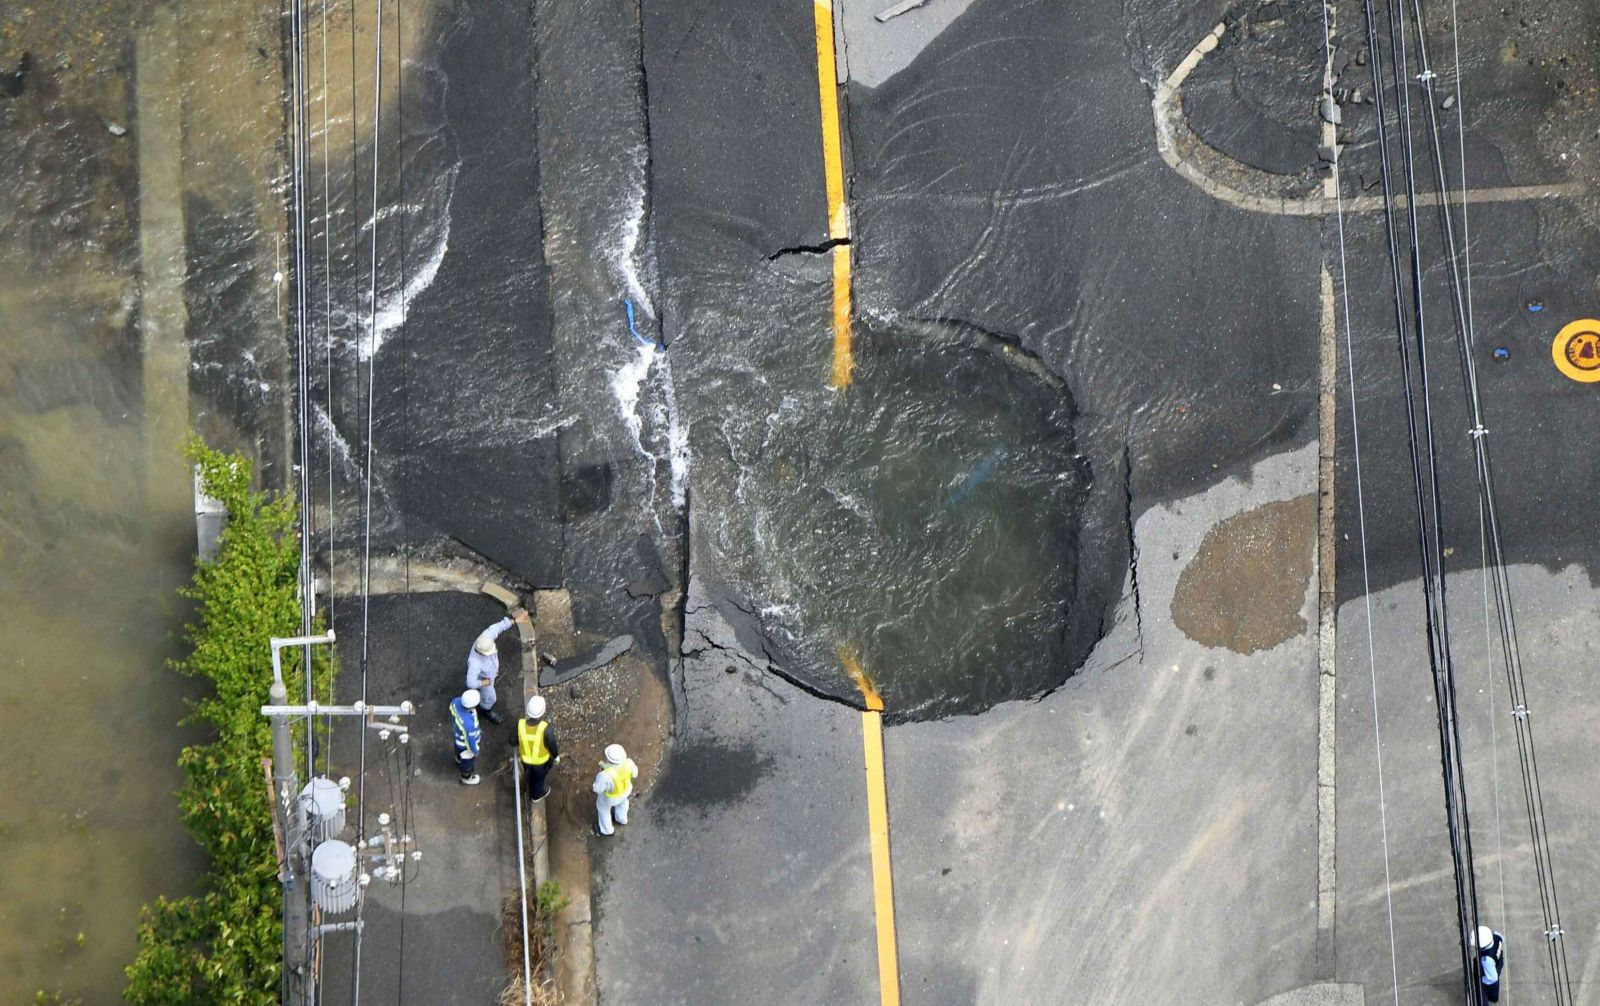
[513,757,532,1006]
[269,630,337,687]
[261,702,413,717]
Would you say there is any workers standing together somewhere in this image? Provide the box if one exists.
[466,615,515,724]
[444,606,644,844]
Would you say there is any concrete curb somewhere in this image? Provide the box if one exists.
[471,582,556,993]
[1150,21,1577,216]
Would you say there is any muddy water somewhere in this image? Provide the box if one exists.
[0,0,287,999]
[691,321,1099,719]
[0,146,203,1004]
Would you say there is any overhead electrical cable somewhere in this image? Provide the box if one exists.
[1400,0,1575,996]
[352,0,384,997]
[1361,2,1481,998]
[1317,0,1403,999]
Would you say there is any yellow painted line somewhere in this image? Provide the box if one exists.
[840,644,882,712]
[860,709,901,1006]
[831,243,855,390]
[840,645,900,1005]
[813,0,854,389]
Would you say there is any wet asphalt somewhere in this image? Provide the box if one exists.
[26,0,1592,998]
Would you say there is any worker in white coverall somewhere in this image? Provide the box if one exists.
[592,744,639,838]
[465,615,514,723]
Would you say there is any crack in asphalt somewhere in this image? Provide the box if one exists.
[682,600,866,711]
[1121,432,1146,660]
[766,236,852,261]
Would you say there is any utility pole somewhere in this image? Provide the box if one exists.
[269,676,311,1005]
[262,630,416,1006]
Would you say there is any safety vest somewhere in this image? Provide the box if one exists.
[449,699,480,754]
[601,761,635,799]
[518,719,552,765]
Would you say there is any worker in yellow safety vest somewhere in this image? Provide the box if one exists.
[509,695,560,802]
[592,743,639,838]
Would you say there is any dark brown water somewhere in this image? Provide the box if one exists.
[0,0,291,997]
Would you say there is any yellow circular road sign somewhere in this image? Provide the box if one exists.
[1553,319,1600,382]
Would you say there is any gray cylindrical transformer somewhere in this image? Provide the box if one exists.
[299,777,346,844]
[310,839,359,915]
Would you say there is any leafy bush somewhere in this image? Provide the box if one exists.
[124,439,333,1004]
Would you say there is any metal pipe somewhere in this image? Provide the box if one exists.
[261,702,413,717]
[513,757,532,1006]
[312,920,364,936]
[270,630,337,687]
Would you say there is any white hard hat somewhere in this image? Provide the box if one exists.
[604,744,627,766]
[474,634,496,655]
[1475,925,1494,949]
[462,689,481,709]
[526,696,546,719]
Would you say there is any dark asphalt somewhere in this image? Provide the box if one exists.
[1328,0,1600,600]
[385,0,561,587]
[322,590,522,1006]
[315,0,563,589]
[264,0,1600,1001]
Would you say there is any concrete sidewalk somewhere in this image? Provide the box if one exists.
[1335,565,1600,1003]
[589,571,880,1003]
[321,591,522,1005]
[885,445,1333,1004]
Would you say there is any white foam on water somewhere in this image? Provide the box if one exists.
[311,401,362,480]
[607,144,653,319]
[610,342,658,459]
[358,165,459,362]
[600,144,692,512]
[656,351,690,508]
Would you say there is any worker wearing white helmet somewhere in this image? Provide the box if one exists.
[1473,924,1505,1002]
[592,743,639,838]
[465,613,517,724]
[449,689,483,785]
[509,694,561,802]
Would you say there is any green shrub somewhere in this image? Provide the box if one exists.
[124,439,334,1005]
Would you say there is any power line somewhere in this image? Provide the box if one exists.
[352,0,384,989]
[393,0,415,993]
[1318,0,1403,998]
[1398,0,1576,996]
[1360,1,1481,998]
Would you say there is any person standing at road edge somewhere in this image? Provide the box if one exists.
[466,614,515,724]
[511,695,560,802]
[592,744,638,837]
[450,688,483,785]
[1474,925,1505,1003]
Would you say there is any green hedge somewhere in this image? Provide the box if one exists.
[125,439,334,1005]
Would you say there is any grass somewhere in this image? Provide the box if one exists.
[497,878,570,1006]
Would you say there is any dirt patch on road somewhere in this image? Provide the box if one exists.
[1172,494,1316,654]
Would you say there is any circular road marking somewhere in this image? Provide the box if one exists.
[1552,319,1600,383]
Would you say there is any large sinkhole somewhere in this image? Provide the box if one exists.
[697,323,1113,719]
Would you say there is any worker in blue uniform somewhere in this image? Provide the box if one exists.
[1475,925,1505,1003]
[450,688,483,785]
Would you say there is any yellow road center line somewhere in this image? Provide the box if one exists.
[860,709,901,1006]
[840,645,899,1004]
[840,644,882,712]
[813,0,854,389]
[831,243,855,390]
